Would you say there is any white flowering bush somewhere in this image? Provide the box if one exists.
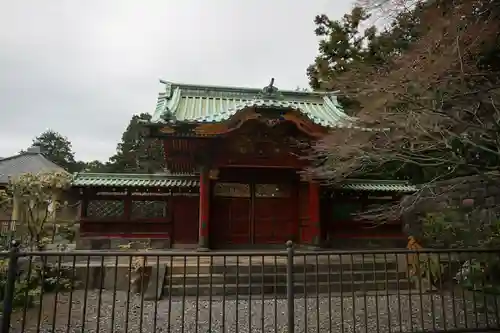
[0,172,79,310]
[0,188,8,211]
[0,171,72,250]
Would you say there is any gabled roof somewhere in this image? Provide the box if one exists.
[71,172,417,193]
[150,79,354,128]
[0,147,67,184]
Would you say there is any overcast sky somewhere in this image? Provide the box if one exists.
[0,0,353,162]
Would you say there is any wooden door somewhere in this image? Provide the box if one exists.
[211,183,252,246]
[253,183,295,244]
[211,181,297,247]
[253,198,294,244]
[172,196,199,245]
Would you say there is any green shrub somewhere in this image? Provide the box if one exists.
[0,257,79,312]
[418,207,500,293]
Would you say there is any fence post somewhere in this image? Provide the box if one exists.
[1,240,20,333]
[286,240,295,333]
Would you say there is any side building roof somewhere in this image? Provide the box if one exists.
[72,172,417,193]
[72,172,199,189]
[0,146,67,185]
[149,79,355,128]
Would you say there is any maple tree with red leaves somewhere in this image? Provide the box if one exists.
[307,0,500,185]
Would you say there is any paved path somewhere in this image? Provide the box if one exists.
[11,290,499,333]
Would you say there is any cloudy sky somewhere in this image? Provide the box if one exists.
[0,0,353,162]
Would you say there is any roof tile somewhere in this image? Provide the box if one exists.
[72,173,416,192]
[151,81,354,127]
[338,180,417,192]
[72,173,199,188]
[0,152,67,184]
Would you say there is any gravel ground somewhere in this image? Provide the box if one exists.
[10,290,500,333]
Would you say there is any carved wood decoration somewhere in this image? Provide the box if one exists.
[209,169,220,180]
[254,184,291,198]
[213,183,251,198]
[160,109,319,171]
[213,121,311,168]
[159,126,176,134]
[158,107,327,138]
[199,108,326,137]
[162,138,210,173]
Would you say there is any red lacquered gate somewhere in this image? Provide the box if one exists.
[211,182,297,247]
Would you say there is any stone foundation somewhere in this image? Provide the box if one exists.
[76,237,171,250]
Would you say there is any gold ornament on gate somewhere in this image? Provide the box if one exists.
[209,169,219,180]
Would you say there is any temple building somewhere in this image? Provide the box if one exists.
[72,79,416,250]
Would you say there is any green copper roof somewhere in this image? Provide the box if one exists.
[150,79,354,127]
[72,173,415,192]
[72,173,199,188]
[338,179,417,192]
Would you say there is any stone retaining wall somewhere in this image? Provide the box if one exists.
[402,174,500,237]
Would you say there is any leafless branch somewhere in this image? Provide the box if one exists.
[310,0,500,221]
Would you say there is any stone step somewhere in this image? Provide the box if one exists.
[144,265,167,301]
[169,261,400,275]
[166,254,400,264]
[165,271,407,285]
[159,258,408,296]
[164,280,412,296]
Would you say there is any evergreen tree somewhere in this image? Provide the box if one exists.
[31,130,78,172]
[307,5,422,92]
[107,113,164,173]
[79,160,108,173]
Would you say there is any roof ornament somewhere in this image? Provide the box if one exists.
[164,81,173,97]
[257,78,283,100]
[329,94,341,108]
[160,109,176,123]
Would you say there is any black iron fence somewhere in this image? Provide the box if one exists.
[1,242,500,333]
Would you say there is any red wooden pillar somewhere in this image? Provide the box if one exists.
[80,193,88,219]
[309,181,321,247]
[78,191,88,235]
[198,166,210,250]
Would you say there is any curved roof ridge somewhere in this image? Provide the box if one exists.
[159,79,330,97]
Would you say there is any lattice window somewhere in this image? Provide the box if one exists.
[87,200,125,219]
[131,200,167,219]
[255,184,291,198]
[213,183,251,198]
